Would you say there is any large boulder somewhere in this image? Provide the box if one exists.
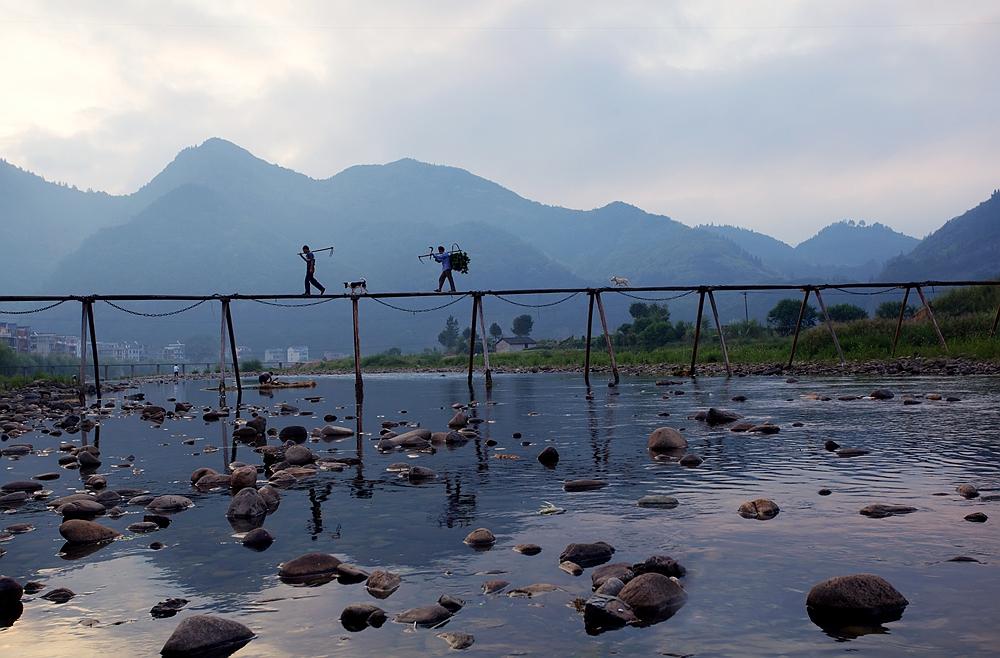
[58,499,106,519]
[146,495,194,513]
[284,445,314,466]
[226,488,268,519]
[617,573,687,622]
[591,563,635,590]
[395,604,453,627]
[806,574,908,628]
[859,504,917,519]
[464,528,496,548]
[560,541,615,568]
[447,411,468,428]
[365,570,401,599]
[738,499,780,520]
[58,519,120,544]
[340,603,387,632]
[647,428,687,453]
[0,576,23,605]
[160,615,255,656]
[584,593,638,632]
[258,485,281,513]
[537,446,559,468]
[705,408,741,426]
[632,555,686,578]
[229,466,258,491]
[320,424,354,437]
[278,425,308,442]
[278,552,342,584]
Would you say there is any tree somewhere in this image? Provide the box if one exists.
[511,314,533,337]
[875,301,916,320]
[767,299,818,336]
[437,316,460,351]
[489,322,503,345]
[826,303,868,323]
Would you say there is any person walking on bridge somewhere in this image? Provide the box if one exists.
[432,246,456,293]
[300,245,326,296]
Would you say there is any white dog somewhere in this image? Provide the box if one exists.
[344,278,368,294]
[610,275,631,288]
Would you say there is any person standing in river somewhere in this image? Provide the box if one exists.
[432,245,456,293]
[300,245,325,296]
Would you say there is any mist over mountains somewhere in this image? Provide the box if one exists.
[1,138,996,356]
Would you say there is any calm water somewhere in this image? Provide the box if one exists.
[1,373,998,657]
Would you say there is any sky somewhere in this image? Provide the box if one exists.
[1,0,998,244]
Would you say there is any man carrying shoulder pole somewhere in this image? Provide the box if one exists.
[299,245,326,296]
[432,245,456,293]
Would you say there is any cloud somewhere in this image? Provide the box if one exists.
[1,0,998,242]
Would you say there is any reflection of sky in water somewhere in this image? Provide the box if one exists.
[1,373,998,656]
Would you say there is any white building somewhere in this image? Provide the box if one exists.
[286,346,309,363]
[32,333,81,357]
[263,348,285,364]
[495,336,537,353]
[162,341,186,362]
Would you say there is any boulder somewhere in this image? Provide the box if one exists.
[564,479,608,492]
[464,528,496,548]
[738,499,780,520]
[58,499,106,519]
[481,579,509,594]
[869,389,895,400]
[258,485,281,513]
[964,512,988,523]
[365,570,401,598]
[748,424,780,435]
[836,448,870,458]
[859,504,917,519]
[278,552,342,583]
[1,481,43,493]
[513,543,542,556]
[190,467,217,484]
[340,603,387,632]
[320,424,354,437]
[537,446,559,468]
[647,427,687,453]
[146,495,194,513]
[956,484,979,499]
[678,454,703,467]
[284,445,314,466]
[150,598,188,618]
[438,594,465,613]
[806,574,907,627]
[229,466,258,491]
[637,495,679,509]
[58,519,120,544]
[584,593,638,631]
[278,425,308,442]
[0,576,23,605]
[595,577,626,597]
[631,555,686,578]
[560,561,583,576]
[160,615,255,657]
[407,466,436,482]
[705,408,741,426]
[242,527,274,550]
[247,416,267,435]
[194,474,231,490]
[591,563,634,590]
[447,411,468,428]
[395,604,453,627]
[437,632,475,650]
[560,541,615,568]
[336,564,370,584]
[227,488,268,519]
[617,573,687,622]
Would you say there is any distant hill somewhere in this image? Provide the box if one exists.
[881,190,1000,281]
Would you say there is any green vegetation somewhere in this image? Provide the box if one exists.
[511,314,534,337]
[767,298,818,335]
[240,358,264,372]
[826,303,868,322]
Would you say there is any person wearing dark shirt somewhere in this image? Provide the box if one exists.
[299,245,325,295]
[432,246,455,292]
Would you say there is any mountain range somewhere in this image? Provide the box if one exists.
[1,138,997,355]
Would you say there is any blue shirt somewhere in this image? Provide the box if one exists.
[433,252,451,271]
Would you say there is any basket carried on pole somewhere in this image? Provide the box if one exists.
[448,243,471,274]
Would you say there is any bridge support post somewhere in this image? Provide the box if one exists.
[786,288,811,369]
[223,299,242,397]
[891,286,911,357]
[467,294,479,387]
[217,299,227,394]
[86,300,101,401]
[79,301,87,403]
[690,289,706,375]
[915,286,948,352]
[991,300,1000,338]
[813,288,846,366]
[707,290,732,377]
[477,294,493,389]
[584,291,595,387]
[352,296,364,403]
[594,291,619,386]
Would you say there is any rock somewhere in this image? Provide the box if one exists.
[22,581,44,594]
[870,389,894,400]
[58,519,120,544]
[560,541,615,568]
[447,411,468,428]
[818,488,832,496]
[320,425,354,437]
[408,466,437,482]
[749,424,780,434]
[537,446,559,468]
[146,495,194,513]
[618,573,687,622]
[396,604,454,626]
[58,499,106,519]
[258,485,280,513]
[84,475,106,489]
[1,481,43,493]
[437,631,475,649]
[242,528,274,550]
[564,479,608,492]
[824,440,840,451]
[150,598,188,618]
[77,451,101,468]
[956,484,979,499]
[336,563,370,584]
[128,522,160,533]
[513,543,541,556]
[32,472,60,481]
[738,498,780,520]
[947,556,980,563]
[836,448,870,458]
[464,528,496,548]
[340,603,387,632]
[584,593,638,631]
[481,579,509,594]
[647,427,687,453]
[190,467,217,484]
[729,421,755,432]
[278,425,308,442]
[233,426,259,440]
[247,415,267,434]
[0,576,23,605]
[632,555,686,578]
[806,574,907,628]
[284,445,314,466]
[160,615,255,656]
[595,577,626,597]
[194,474,231,490]
[227,488,268,519]
[229,466,258,491]
[267,472,296,488]
[144,514,171,528]
[278,552,342,583]
[41,587,75,603]
[859,504,917,519]
[591,563,635,590]
[560,560,584,576]
[637,495,679,509]
[365,570,401,598]
[438,594,465,612]
[4,523,33,535]
[705,408,742,426]
[678,454,703,467]
[964,512,988,523]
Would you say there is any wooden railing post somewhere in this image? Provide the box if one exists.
[813,288,846,367]
[477,295,493,389]
[594,291,619,386]
[584,291,595,387]
[707,290,732,376]
[690,289,706,375]
[891,286,911,357]
[786,288,811,368]
[467,294,479,387]
[352,295,364,403]
[915,286,948,352]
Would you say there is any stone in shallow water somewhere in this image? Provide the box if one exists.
[836,448,870,458]
[395,604,453,626]
[437,631,475,649]
[463,528,495,548]
[58,519,120,544]
[647,427,687,453]
[366,570,401,598]
[226,488,267,520]
[340,603,386,632]
[513,543,541,556]
[738,499,780,520]
[806,574,907,631]
[956,484,979,499]
[859,504,917,519]
[584,593,638,632]
[481,579,509,594]
[242,528,273,551]
[537,446,559,468]
[41,587,75,604]
[150,598,188,619]
[278,552,342,584]
[563,479,608,492]
[145,495,194,513]
[591,563,635,590]
[964,512,988,523]
[559,542,615,568]
[559,561,583,576]
[160,614,255,656]
[617,573,687,622]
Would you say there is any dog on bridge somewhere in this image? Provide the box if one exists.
[344,278,368,294]
[609,275,631,288]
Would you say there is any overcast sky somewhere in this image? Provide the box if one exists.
[1,1,998,243]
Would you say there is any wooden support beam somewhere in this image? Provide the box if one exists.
[594,292,620,386]
[891,286,911,357]
[690,290,706,375]
[224,300,242,396]
[915,286,948,352]
[813,288,846,367]
[584,291,595,387]
[786,288,811,369]
[467,294,479,387]
[218,298,227,393]
[86,300,101,400]
[352,295,364,403]
[79,301,87,404]
[991,301,1000,338]
[477,294,493,389]
[707,290,732,377]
